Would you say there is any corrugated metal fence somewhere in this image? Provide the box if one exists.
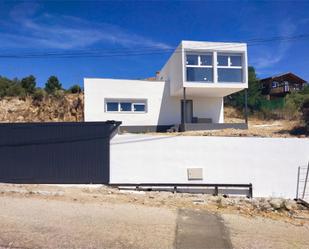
[0,121,120,184]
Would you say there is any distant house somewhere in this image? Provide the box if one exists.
[260,72,307,100]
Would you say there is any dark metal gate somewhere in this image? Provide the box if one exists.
[0,121,120,184]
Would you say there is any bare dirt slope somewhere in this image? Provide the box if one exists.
[0,93,83,122]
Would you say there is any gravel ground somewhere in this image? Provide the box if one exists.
[0,184,309,249]
[223,214,309,249]
[0,196,177,249]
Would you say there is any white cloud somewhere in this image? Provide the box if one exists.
[0,3,171,50]
[252,20,297,69]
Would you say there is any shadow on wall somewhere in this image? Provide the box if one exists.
[157,80,181,127]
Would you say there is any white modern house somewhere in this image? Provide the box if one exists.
[84,41,249,132]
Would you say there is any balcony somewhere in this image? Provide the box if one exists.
[269,83,303,96]
[270,86,289,95]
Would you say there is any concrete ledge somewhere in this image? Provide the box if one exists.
[181,123,248,131]
[120,123,248,133]
[119,125,174,133]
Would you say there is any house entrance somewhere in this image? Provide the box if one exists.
[181,100,193,123]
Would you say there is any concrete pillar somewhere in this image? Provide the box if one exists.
[244,89,248,124]
[182,87,186,131]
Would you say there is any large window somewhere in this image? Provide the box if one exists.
[105,99,146,113]
[186,54,213,82]
[106,102,119,112]
[185,52,244,83]
[217,54,243,83]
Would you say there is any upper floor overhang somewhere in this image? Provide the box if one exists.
[159,40,248,97]
[173,84,246,98]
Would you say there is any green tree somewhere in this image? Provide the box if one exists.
[68,84,82,94]
[6,82,26,97]
[226,66,263,112]
[45,76,62,94]
[300,84,309,94]
[21,75,36,94]
[0,76,12,98]
[301,98,309,132]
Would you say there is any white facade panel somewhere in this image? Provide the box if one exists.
[158,44,184,96]
[192,97,224,123]
[85,78,225,125]
[111,134,309,198]
[84,78,180,126]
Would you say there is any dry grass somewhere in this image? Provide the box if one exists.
[175,106,306,138]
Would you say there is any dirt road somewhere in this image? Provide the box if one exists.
[0,196,177,249]
[0,185,309,249]
[223,214,309,249]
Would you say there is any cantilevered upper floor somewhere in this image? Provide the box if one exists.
[158,40,248,97]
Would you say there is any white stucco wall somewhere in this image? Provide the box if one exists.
[193,97,224,123]
[110,134,309,198]
[158,43,184,96]
[84,78,224,125]
[84,78,180,126]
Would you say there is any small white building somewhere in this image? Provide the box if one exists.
[84,41,248,132]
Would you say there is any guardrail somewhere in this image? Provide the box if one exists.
[109,183,253,198]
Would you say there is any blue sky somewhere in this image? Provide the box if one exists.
[0,0,309,88]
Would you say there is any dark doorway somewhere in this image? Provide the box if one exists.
[181,100,193,123]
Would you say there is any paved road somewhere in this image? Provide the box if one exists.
[176,209,232,249]
[0,196,231,249]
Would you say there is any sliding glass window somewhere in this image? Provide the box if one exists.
[217,54,243,83]
[186,54,213,82]
[105,99,147,113]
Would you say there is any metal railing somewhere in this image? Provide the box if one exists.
[110,183,253,198]
[296,162,309,203]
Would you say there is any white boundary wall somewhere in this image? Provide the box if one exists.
[110,134,309,198]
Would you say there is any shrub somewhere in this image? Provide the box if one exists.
[45,76,62,94]
[21,75,36,94]
[0,76,11,98]
[68,84,82,94]
[53,89,65,99]
[301,98,309,132]
[6,83,26,98]
[282,93,306,120]
[32,88,46,102]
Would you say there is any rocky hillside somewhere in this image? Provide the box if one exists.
[0,93,84,122]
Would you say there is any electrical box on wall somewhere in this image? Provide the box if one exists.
[187,168,203,180]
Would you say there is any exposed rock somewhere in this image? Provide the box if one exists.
[217,197,230,208]
[259,201,274,211]
[283,200,298,211]
[251,198,260,209]
[0,93,84,123]
[269,198,284,210]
